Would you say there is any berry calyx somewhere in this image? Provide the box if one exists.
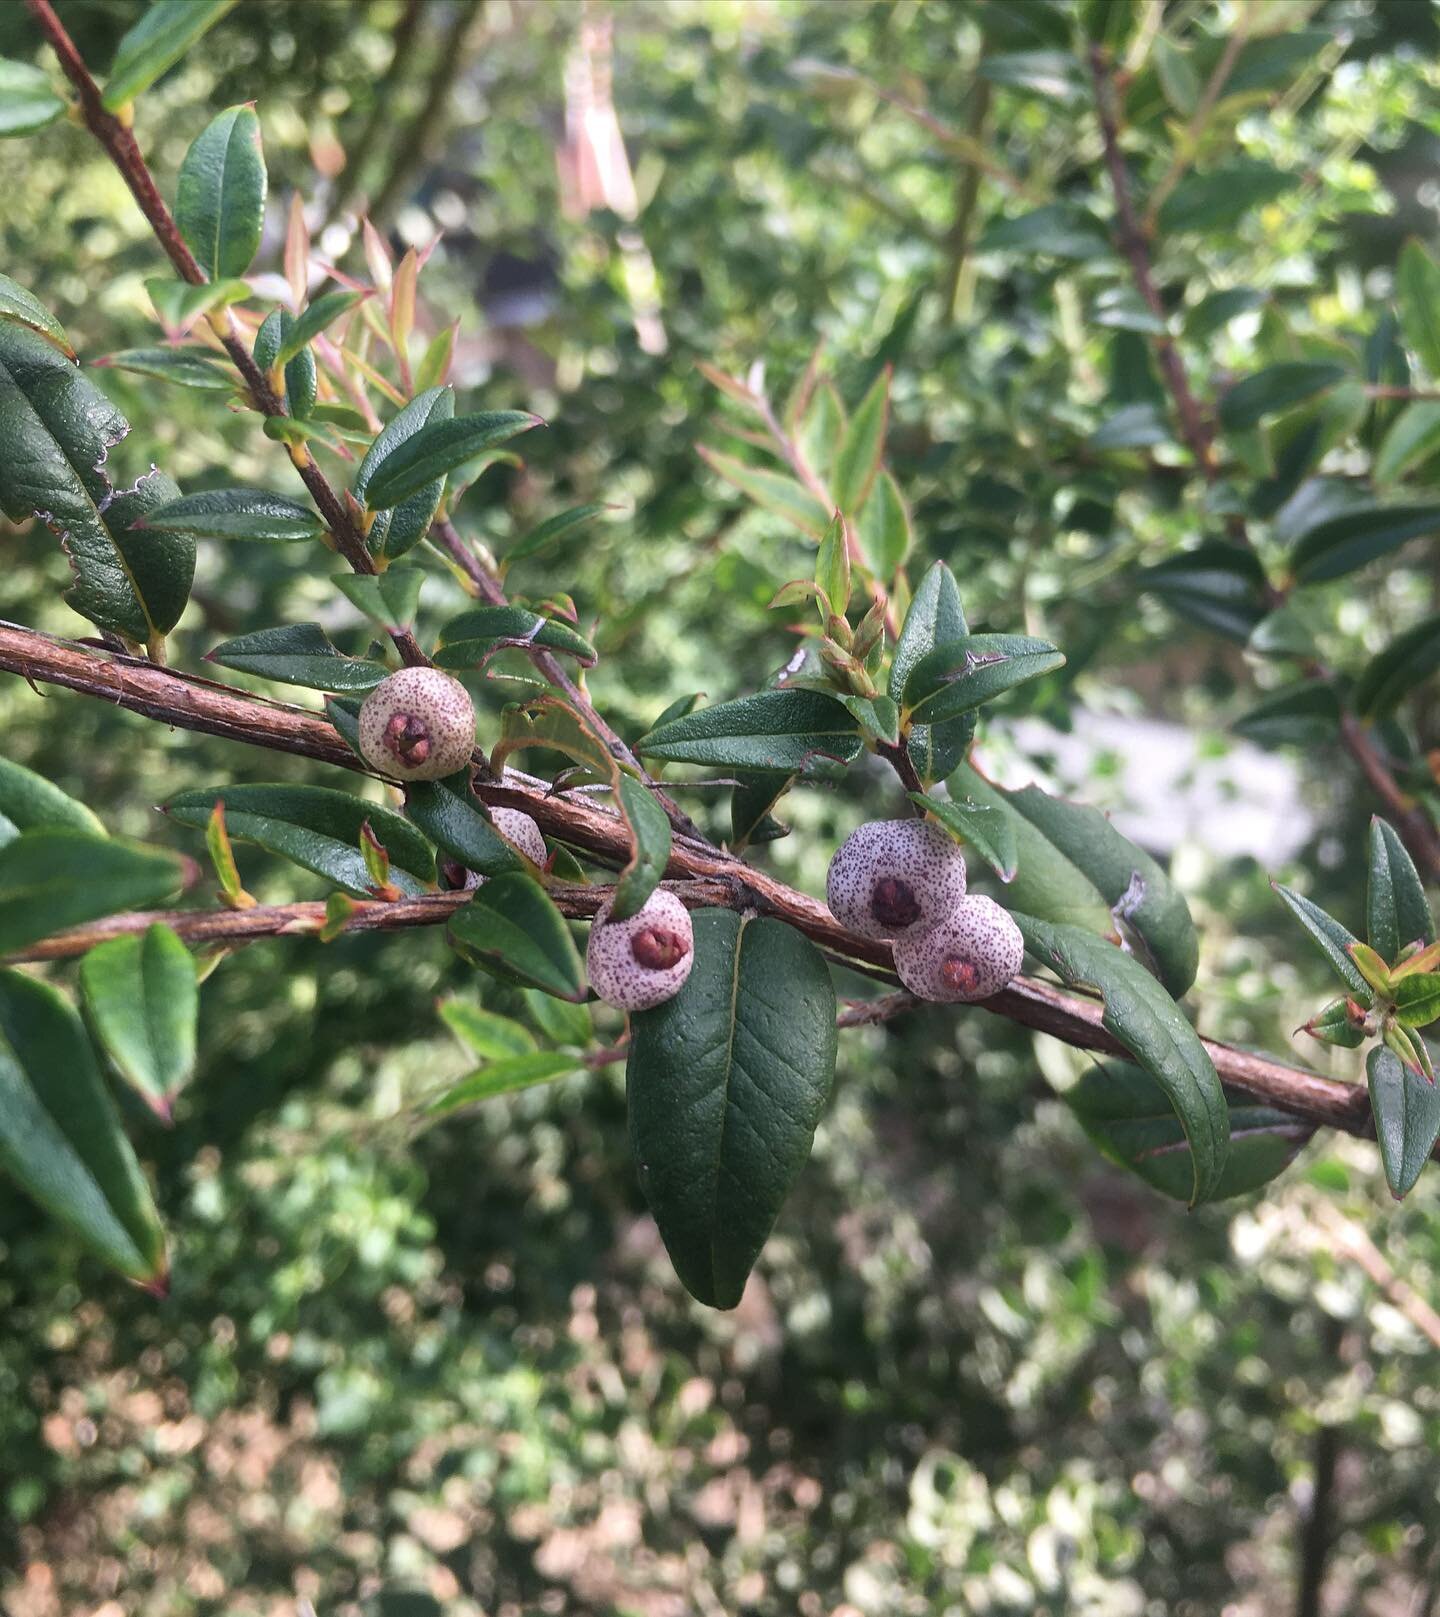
[358,666,476,783]
[588,890,695,1011]
[826,818,967,941]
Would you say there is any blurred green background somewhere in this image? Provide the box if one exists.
[3,0,1440,1612]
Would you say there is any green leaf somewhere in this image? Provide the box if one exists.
[1374,401,1440,486]
[903,633,1065,725]
[175,103,266,279]
[1368,818,1435,962]
[1290,501,1440,584]
[627,909,836,1309]
[730,772,793,850]
[523,987,592,1047]
[506,501,612,564]
[1219,362,1347,432]
[141,487,324,542]
[1156,162,1291,234]
[79,925,197,1122]
[1068,1061,1310,1203]
[144,277,251,337]
[0,758,105,844]
[100,346,234,390]
[332,568,424,634]
[0,969,167,1286]
[103,0,239,110]
[916,793,1018,884]
[1300,998,1367,1050]
[1183,287,1267,341]
[1367,1043,1440,1199]
[1397,239,1440,378]
[253,308,316,419]
[434,606,597,669]
[426,1052,582,1115]
[857,470,910,576]
[447,872,586,1000]
[0,58,65,137]
[1354,614,1440,719]
[403,777,525,879]
[889,561,975,782]
[612,775,672,922]
[1015,915,1229,1205]
[492,696,616,782]
[978,203,1110,260]
[353,386,454,559]
[636,687,863,773]
[438,1000,537,1060]
[831,368,889,517]
[1395,974,1440,1029]
[0,274,74,358]
[0,321,193,643]
[165,785,435,898]
[205,623,387,692]
[1232,682,1341,749]
[273,290,366,365]
[1153,37,1199,116]
[1139,542,1269,643]
[978,52,1086,101]
[948,763,1112,935]
[1089,403,1169,451]
[813,512,851,617]
[829,690,899,744]
[1349,940,1393,998]
[1272,882,1372,1002]
[0,831,186,956]
[362,411,540,511]
[696,446,830,538]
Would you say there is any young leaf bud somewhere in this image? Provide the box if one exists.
[358,666,476,782]
[826,818,967,941]
[892,895,1024,1003]
[587,889,695,1011]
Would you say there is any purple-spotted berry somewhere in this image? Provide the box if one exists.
[587,889,694,1011]
[358,667,475,782]
[892,895,1024,1003]
[826,818,967,941]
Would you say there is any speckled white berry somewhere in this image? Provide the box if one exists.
[892,895,1024,1003]
[587,889,694,1011]
[358,666,476,782]
[490,806,546,867]
[826,818,967,941]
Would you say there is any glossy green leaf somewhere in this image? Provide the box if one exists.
[1397,239,1440,378]
[0,831,186,956]
[0,970,167,1285]
[363,411,539,510]
[0,758,105,845]
[1089,403,1169,451]
[832,368,889,517]
[506,502,612,564]
[434,605,597,669]
[1139,542,1269,643]
[1349,940,1393,998]
[1015,916,1228,1205]
[253,307,316,419]
[1368,817,1434,962]
[612,775,672,922]
[332,568,424,634]
[1156,162,1291,234]
[0,59,65,137]
[0,322,193,643]
[523,987,592,1047]
[1301,998,1367,1050]
[814,513,851,617]
[1289,501,1440,584]
[165,785,435,898]
[205,623,387,692]
[1219,362,1347,432]
[730,772,793,850]
[103,0,239,110]
[1354,614,1440,719]
[627,909,836,1309]
[426,1052,582,1115]
[1152,36,1199,116]
[1183,287,1267,341]
[916,792,1018,884]
[1272,882,1372,1002]
[175,103,266,279]
[637,687,863,774]
[889,561,975,782]
[1232,682,1341,749]
[1068,1061,1310,1203]
[273,290,366,366]
[1395,975,1440,1029]
[144,277,250,335]
[447,873,586,1000]
[438,1000,537,1060]
[1368,1043,1440,1199]
[79,925,197,1121]
[829,690,899,744]
[978,203,1110,260]
[1374,401,1440,486]
[141,487,324,542]
[0,274,73,358]
[903,633,1065,725]
[857,470,910,576]
[353,385,454,559]
[403,777,525,879]
[696,445,830,538]
[100,346,233,391]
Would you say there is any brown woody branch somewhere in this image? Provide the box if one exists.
[0,618,1391,1152]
